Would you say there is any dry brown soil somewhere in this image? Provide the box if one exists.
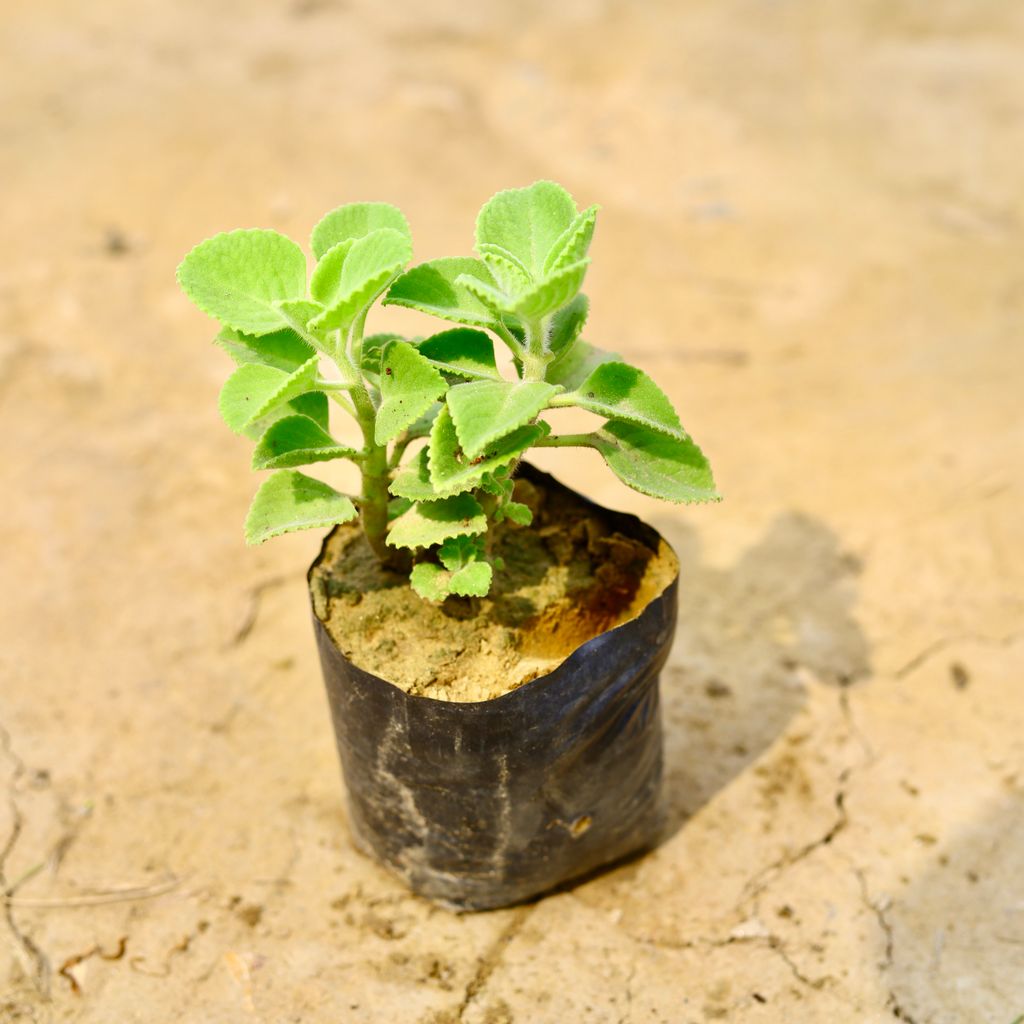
[2,2,1023,1022]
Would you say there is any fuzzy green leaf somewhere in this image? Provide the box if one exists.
[389,447,440,501]
[241,392,329,442]
[429,404,548,495]
[178,229,306,336]
[547,339,621,390]
[501,501,533,526]
[592,421,720,503]
[566,362,685,440]
[215,326,315,372]
[438,534,485,571]
[410,563,451,603]
[475,181,578,278]
[449,560,493,597]
[251,415,356,470]
[309,239,355,305]
[386,494,487,549]
[477,243,532,296]
[385,258,502,328]
[311,202,411,260]
[244,470,357,544]
[544,205,598,274]
[547,294,589,357]
[375,341,448,445]
[219,356,321,434]
[417,328,501,381]
[512,259,589,320]
[361,332,403,382]
[310,229,412,332]
[446,379,558,458]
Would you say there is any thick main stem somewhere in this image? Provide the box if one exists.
[348,385,395,567]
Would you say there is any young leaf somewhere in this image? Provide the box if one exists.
[477,243,532,296]
[501,501,533,526]
[311,229,412,332]
[309,238,356,305]
[544,205,598,274]
[547,339,621,389]
[410,563,452,603]
[511,259,589,320]
[361,332,403,382]
[438,534,485,571]
[251,415,357,470]
[417,328,501,381]
[311,202,411,260]
[565,362,686,440]
[547,294,589,357]
[449,560,492,597]
[241,392,329,442]
[475,181,578,278]
[429,405,548,495]
[374,341,448,445]
[446,380,558,458]
[178,229,306,336]
[244,470,357,544]
[216,326,315,372]
[386,494,486,549]
[389,447,441,501]
[384,258,503,328]
[591,421,720,503]
[218,355,321,434]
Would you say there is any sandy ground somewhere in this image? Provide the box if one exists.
[2,1,1023,1021]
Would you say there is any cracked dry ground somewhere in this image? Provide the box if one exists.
[2,1,1023,1022]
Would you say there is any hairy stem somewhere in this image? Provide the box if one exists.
[535,432,596,448]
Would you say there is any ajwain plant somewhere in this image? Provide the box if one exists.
[177,181,719,602]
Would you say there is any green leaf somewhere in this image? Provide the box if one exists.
[438,534,485,571]
[311,202,411,260]
[218,355,321,434]
[591,421,720,503]
[244,470,357,544]
[389,448,440,501]
[446,379,558,458]
[311,229,412,332]
[251,415,357,470]
[544,205,598,274]
[429,405,548,495]
[547,294,589,357]
[309,238,356,305]
[478,243,532,296]
[385,258,502,328]
[475,181,578,278]
[178,229,306,336]
[387,494,486,549]
[512,259,589,320]
[241,392,329,442]
[417,328,501,381]
[449,560,493,597]
[566,362,686,440]
[547,339,621,389]
[361,332,403,382]
[215,326,315,372]
[374,341,448,445]
[502,501,533,526]
[410,563,451,603]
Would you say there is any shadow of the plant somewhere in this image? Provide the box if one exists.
[655,512,871,834]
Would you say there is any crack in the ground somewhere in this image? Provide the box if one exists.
[225,574,291,649]
[633,930,834,992]
[894,629,1024,679]
[454,905,533,1021]
[0,719,52,998]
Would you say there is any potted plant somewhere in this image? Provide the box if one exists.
[177,181,719,909]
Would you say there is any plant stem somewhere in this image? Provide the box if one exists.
[535,432,597,448]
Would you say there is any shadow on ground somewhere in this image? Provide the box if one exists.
[654,512,871,835]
